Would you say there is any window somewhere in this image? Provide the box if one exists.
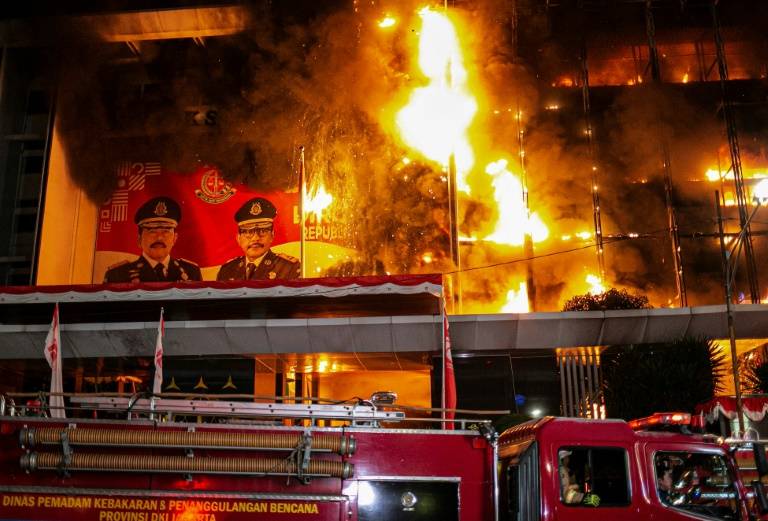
[654,451,739,520]
[558,447,630,507]
[503,442,539,521]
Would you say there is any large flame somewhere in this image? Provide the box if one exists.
[396,7,476,193]
[483,159,549,245]
[390,7,559,314]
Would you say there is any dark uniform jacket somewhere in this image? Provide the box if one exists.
[216,250,301,281]
[104,257,202,283]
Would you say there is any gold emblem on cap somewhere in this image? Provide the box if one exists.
[268,272,277,279]
[155,201,168,216]
[250,202,262,216]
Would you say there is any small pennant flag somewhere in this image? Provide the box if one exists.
[44,303,66,418]
[153,308,164,395]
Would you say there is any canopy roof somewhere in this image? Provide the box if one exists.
[0,276,767,359]
[0,275,442,303]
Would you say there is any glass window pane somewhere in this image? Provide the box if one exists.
[559,446,630,507]
[654,451,739,520]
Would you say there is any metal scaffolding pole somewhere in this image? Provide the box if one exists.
[645,0,688,307]
[448,153,462,313]
[580,45,606,282]
[517,109,536,312]
[712,0,760,303]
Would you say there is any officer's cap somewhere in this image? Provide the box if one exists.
[135,196,182,227]
[235,197,276,228]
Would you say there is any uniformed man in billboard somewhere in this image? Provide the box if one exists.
[216,197,301,281]
[103,196,202,283]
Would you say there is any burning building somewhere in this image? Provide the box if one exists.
[0,0,767,418]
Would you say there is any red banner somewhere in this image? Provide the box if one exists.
[0,493,340,521]
[95,163,299,281]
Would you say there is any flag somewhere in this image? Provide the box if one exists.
[44,303,66,418]
[442,295,457,429]
[153,308,165,395]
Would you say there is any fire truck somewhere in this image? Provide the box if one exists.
[0,394,498,521]
[4,397,768,521]
[498,412,768,521]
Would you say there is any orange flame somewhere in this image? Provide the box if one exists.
[483,159,548,245]
[304,184,333,223]
[501,282,529,313]
[754,179,768,203]
[378,16,396,28]
[586,274,606,295]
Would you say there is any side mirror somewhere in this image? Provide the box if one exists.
[753,480,768,515]
[754,443,768,478]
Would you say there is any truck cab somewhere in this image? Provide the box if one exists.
[499,413,750,521]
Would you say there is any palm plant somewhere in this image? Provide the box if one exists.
[602,336,726,420]
[743,360,768,394]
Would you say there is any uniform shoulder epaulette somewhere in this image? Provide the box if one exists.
[106,260,130,270]
[178,257,199,267]
[223,256,242,265]
[276,253,299,263]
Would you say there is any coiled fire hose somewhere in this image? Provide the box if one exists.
[21,452,354,479]
[19,427,355,456]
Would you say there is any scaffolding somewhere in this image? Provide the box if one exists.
[546,0,764,307]
[645,0,688,306]
[581,45,607,283]
[711,0,760,303]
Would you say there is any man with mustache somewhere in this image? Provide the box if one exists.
[104,196,202,283]
[216,197,301,281]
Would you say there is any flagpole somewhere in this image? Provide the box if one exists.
[298,146,306,278]
[441,293,446,424]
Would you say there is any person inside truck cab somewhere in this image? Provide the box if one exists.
[657,462,675,504]
[558,449,600,507]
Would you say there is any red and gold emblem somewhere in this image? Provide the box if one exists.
[195,168,237,204]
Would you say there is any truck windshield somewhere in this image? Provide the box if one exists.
[654,451,739,520]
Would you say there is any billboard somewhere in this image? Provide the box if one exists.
[94,162,300,282]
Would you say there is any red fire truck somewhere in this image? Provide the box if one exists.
[498,412,768,521]
[4,397,768,521]
[0,395,498,521]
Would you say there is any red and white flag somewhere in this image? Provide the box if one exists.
[442,295,457,429]
[153,308,165,395]
[44,303,66,418]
